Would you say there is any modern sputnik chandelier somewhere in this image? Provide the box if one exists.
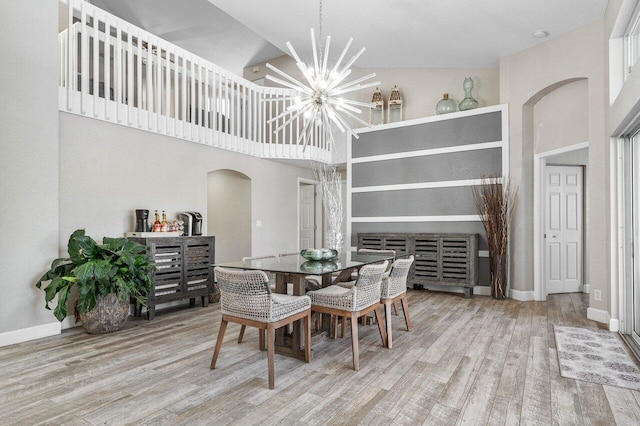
[265,0,379,151]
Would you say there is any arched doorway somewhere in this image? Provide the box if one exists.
[523,78,590,300]
[207,169,251,262]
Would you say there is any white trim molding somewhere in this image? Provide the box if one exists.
[587,307,611,325]
[0,322,61,347]
[583,283,590,294]
[610,318,620,332]
[351,141,502,164]
[509,289,535,301]
[533,141,590,301]
[351,215,481,223]
[351,178,492,194]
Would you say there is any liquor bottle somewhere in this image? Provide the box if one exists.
[161,210,168,232]
[153,210,161,232]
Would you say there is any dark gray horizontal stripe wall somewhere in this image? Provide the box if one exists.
[352,186,479,217]
[352,148,502,187]
[352,111,502,158]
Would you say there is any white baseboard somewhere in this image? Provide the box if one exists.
[609,318,620,332]
[509,289,535,301]
[0,322,61,347]
[587,307,611,325]
[583,283,590,294]
[61,316,80,330]
[473,286,491,296]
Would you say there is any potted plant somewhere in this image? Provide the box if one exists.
[36,229,154,334]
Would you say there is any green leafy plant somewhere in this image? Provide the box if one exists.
[36,229,154,321]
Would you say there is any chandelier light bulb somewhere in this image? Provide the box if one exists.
[265,28,379,152]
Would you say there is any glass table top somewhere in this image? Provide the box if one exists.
[214,251,402,275]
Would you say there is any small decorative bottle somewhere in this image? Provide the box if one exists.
[153,210,161,232]
[436,93,456,115]
[161,210,168,232]
[458,77,479,111]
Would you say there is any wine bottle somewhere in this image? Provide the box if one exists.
[161,210,168,232]
[153,210,161,232]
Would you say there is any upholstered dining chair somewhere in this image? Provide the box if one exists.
[306,261,388,371]
[210,267,312,390]
[380,256,414,348]
[237,255,278,345]
[337,249,398,332]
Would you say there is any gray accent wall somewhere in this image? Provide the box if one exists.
[349,108,507,288]
[352,111,502,158]
[352,148,502,187]
[352,186,479,217]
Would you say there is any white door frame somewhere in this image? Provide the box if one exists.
[534,141,589,301]
[297,178,322,250]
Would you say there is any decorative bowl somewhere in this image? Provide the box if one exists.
[300,248,338,261]
[299,260,339,274]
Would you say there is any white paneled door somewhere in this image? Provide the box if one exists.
[299,184,316,250]
[545,165,583,294]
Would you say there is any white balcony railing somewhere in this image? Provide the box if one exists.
[59,0,332,163]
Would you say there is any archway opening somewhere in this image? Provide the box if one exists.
[207,169,251,262]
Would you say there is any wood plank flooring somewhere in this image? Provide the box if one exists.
[1,291,639,425]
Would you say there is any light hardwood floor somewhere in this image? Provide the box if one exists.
[2,291,640,425]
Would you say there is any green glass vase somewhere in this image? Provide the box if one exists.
[458,77,478,111]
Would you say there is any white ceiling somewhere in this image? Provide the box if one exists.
[91,0,608,73]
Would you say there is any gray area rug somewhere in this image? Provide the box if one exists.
[554,325,640,391]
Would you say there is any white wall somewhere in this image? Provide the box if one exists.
[246,56,500,164]
[500,20,607,311]
[0,0,60,339]
[533,79,589,154]
[59,113,315,261]
[207,170,252,262]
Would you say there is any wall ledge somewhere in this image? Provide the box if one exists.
[0,322,61,348]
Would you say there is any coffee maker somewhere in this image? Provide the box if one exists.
[177,211,203,236]
[135,209,149,232]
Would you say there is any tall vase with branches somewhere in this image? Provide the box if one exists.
[313,164,344,252]
[472,175,517,299]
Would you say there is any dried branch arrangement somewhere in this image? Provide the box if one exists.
[313,164,344,252]
[472,175,517,299]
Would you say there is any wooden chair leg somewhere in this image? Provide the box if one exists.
[374,306,388,348]
[332,315,339,339]
[341,316,347,338]
[259,329,266,350]
[238,325,246,343]
[393,302,399,315]
[304,312,311,362]
[267,324,276,389]
[400,295,412,331]
[350,313,360,371]
[210,319,228,369]
[384,301,393,349]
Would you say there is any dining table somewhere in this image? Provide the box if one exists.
[213,251,401,360]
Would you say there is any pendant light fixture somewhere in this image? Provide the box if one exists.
[265,0,379,151]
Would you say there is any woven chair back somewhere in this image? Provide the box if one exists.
[214,267,272,320]
[357,248,395,272]
[352,261,388,310]
[382,256,414,298]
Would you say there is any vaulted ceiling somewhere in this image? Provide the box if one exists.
[90,0,608,75]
